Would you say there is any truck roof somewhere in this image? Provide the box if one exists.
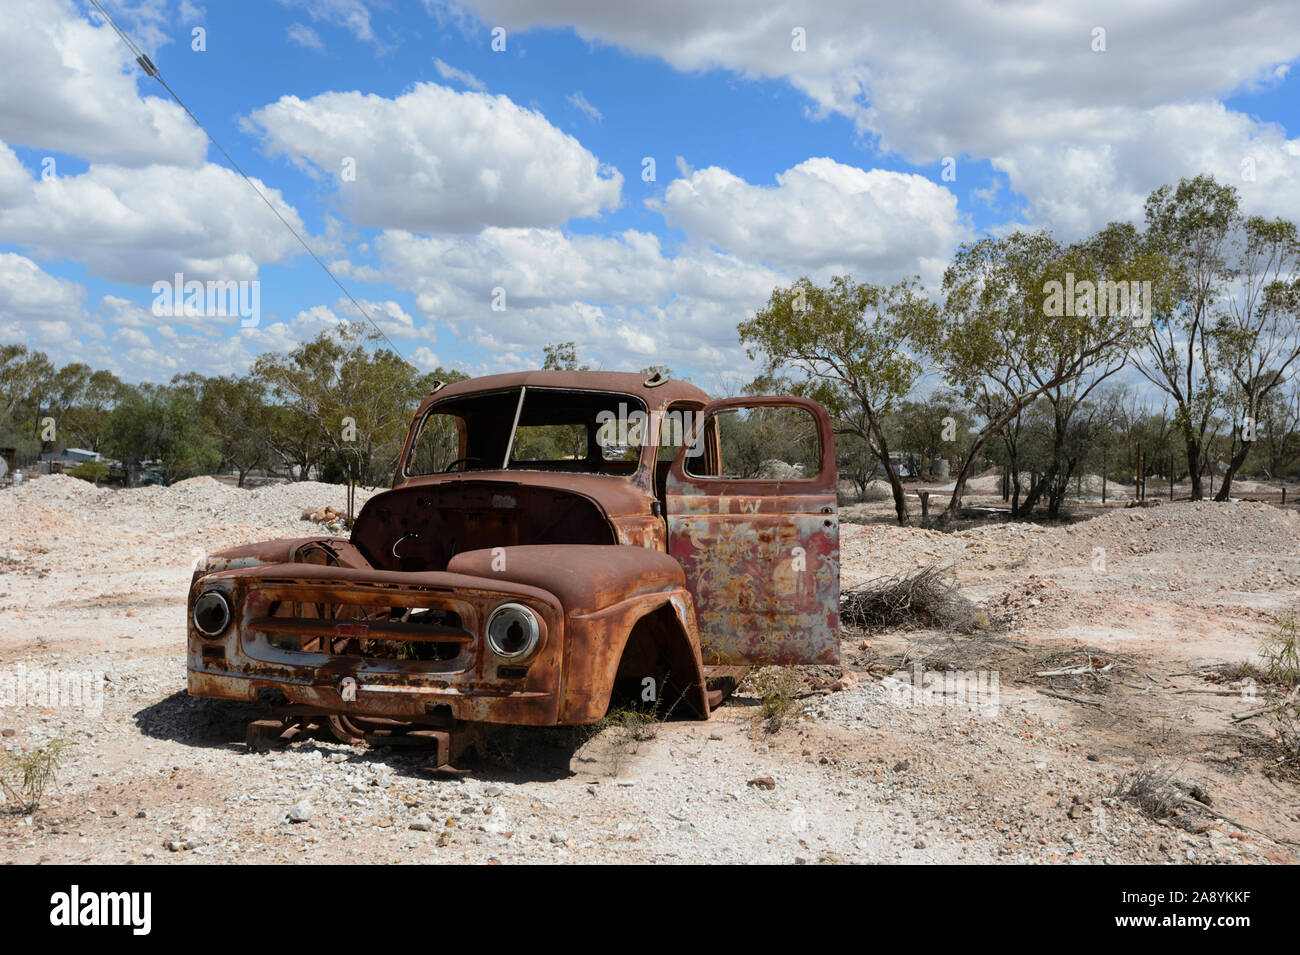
[423,370,711,411]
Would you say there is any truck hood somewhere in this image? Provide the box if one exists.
[350,473,652,573]
[384,470,655,521]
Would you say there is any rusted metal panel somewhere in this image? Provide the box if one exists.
[665,396,841,666]
[188,564,566,726]
[444,544,685,611]
[665,511,840,665]
[445,545,707,723]
[556,590,708,723]
[612,513,667,551]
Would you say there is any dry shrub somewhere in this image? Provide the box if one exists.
[1259,618,1300,769]
[1112,762,1184,819]
[840,564,979,632]
[1270,698,1300,767]
[598,705,660,745]
[745,667,804,732]
[1112,762,1215,829]
[0,738,67,814]
[1260,617,1300,689]
[1213,660,1270,683]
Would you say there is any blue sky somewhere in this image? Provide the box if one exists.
[2,0,1299,389]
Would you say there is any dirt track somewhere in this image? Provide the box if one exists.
[1,475,1297,864]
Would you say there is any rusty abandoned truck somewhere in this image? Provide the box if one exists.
[186,371,840,763]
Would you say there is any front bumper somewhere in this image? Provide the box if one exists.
[186,563,565,726]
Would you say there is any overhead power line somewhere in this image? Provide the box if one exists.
[85,0,417,371]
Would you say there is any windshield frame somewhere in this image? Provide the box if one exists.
[399,385,655,482]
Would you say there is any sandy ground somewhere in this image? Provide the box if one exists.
[1,474,1298,864]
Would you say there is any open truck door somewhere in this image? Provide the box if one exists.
[665,396,840,665]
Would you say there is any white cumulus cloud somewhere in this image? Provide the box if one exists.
[653,158,965,277]
[0,142,308,286]
[246,83,623,232]
[0,0,207,167]
[287,23,325,52]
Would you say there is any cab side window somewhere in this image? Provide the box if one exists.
[684,405,821,480]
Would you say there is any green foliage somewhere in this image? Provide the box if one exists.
[512,423,586,461]
[54,366,125,453]
[1209,216,1300,494]
[199,374,273,484]
[103,381,220,484]
[1130,175,1300,498]
[739,275,932,522]
[886,391,975,479]
[925,230,1143,402]
[706,405,820,479]
[909,228,1145,517]
[521,343,592,458]
[0,344,54,438]
[542,341,587,371]
[0,738,68,814]
[1254,383,1300,478]
[834,431,877,501]
[254,323,431,487]
[741,276,927,414]
[68,460,108,485]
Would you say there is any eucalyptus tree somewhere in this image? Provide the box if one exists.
[0,344,53,436]
[1212,216,1300,499]
[199,375,273,487]
[254,324,429,487]
[1134,175,1238,499]
[908,229,1146,520]
[739,275,933,524]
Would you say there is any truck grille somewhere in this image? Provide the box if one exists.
[245,584,478,663]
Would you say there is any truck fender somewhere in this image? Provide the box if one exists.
[445,545,709,723]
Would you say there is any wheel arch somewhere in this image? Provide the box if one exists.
[606,600,710,720]
[558,591,710,724]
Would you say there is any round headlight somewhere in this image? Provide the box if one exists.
[193,590,232,638]
[485,603,540,659]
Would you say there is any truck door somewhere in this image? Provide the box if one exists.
[665,396,840,665]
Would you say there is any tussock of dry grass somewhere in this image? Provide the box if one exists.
[1112,762,1217,829]
[1261,617,1300,690]
[1112,762,1185,819]
[745,667,804,732]
[0,738,67,814]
